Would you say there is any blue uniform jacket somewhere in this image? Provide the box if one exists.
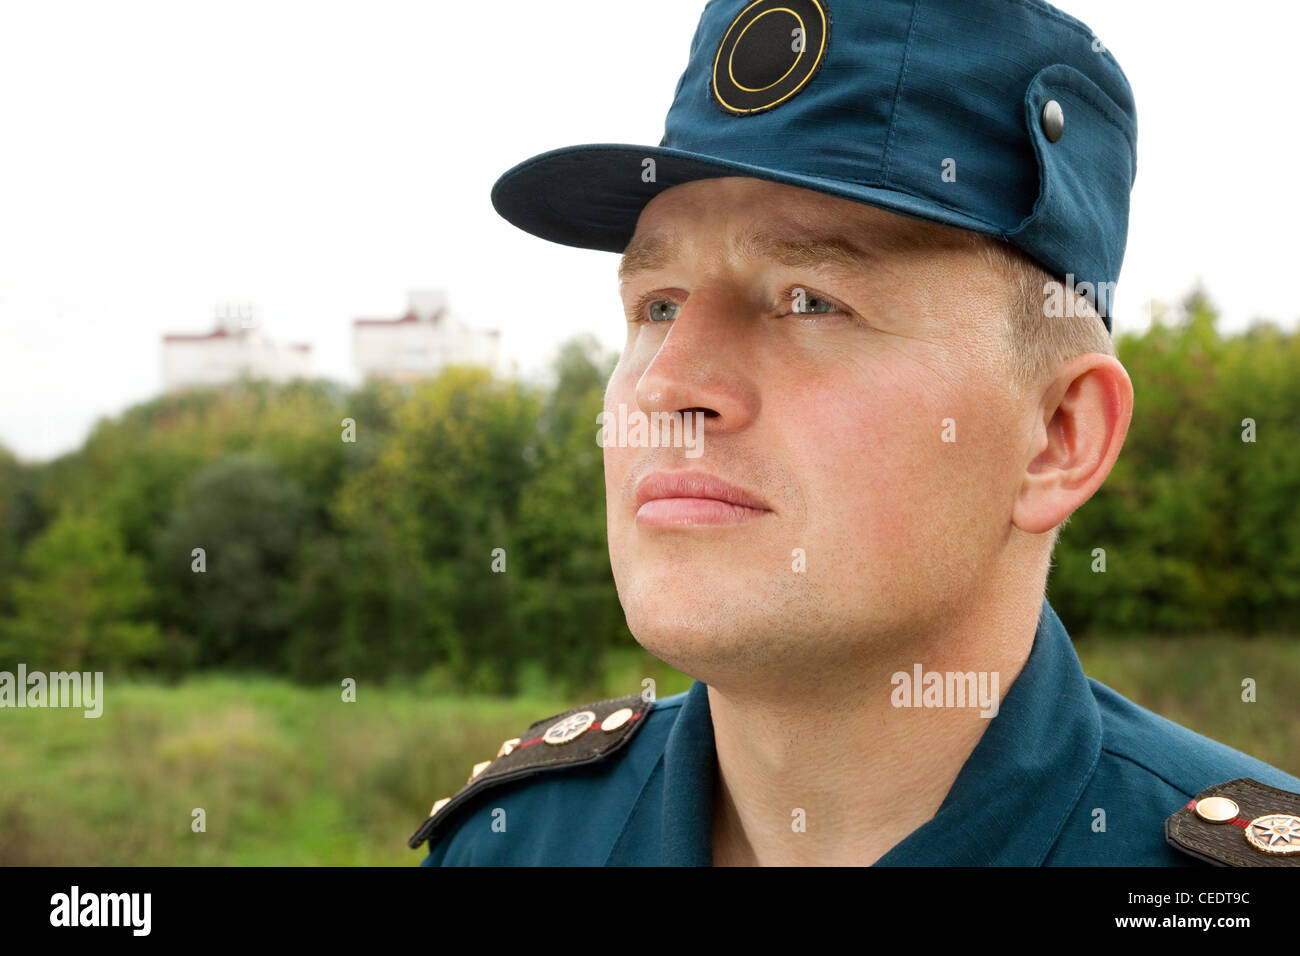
[417,599,1300,865]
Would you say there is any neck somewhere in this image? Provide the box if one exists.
[708,586,1044,866]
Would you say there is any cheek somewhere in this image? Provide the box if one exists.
[784,365,964,546]
[602,361,639,509]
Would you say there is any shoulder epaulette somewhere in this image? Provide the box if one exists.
[1166,777,1300,866]
[408,691,651,851]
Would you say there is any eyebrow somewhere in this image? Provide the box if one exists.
[618,226,888,286]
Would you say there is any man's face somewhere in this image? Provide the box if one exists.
[604,176,1033,689]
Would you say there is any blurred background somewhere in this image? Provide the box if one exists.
[0,0,1297,865]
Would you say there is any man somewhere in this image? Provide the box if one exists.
[411,0,1300,865]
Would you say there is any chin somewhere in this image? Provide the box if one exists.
[615,570,728,637]
[616,572,812,676]
[617,583,725,642]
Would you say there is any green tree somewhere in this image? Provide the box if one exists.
[153,454,312,669]
[0,509,162,669]
[514,337,629,693]
[327,365,543,691]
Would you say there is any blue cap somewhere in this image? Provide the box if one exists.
[491,0,1138,331]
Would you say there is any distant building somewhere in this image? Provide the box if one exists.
[352,289,501,383]
[162,304,312,392]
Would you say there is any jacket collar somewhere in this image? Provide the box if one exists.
[659,676,717,865]
[651,597,1103,865]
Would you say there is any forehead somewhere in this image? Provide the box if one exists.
[619,177,980,284]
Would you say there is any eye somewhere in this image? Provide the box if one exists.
[785,286,847,316]
[647,299,681,323]
[793,294,836,314]
[628,291,682,324]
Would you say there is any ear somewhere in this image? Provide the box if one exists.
[1012,353,1133,536]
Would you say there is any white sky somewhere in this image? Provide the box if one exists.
[1,0,1296,462]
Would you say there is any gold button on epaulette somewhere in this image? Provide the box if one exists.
[601,707,634,732]
[1193,796,1239,823]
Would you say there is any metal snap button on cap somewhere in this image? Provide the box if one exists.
[1041,99,1065,142]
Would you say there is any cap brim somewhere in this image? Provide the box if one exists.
[490,143,1000,254]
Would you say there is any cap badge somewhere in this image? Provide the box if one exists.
[711,0,831,116]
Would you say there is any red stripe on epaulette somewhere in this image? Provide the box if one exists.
[513,710,644,750]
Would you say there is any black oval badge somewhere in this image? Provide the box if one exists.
[711,0,831,116]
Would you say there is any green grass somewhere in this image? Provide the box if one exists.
[0,639,1293,865]
[0,649,693,866]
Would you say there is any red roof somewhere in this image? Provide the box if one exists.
[162,328,312,352]
[353,308,446,327]
[163,328,232,342]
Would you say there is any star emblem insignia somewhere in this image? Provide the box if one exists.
[1245,814,1300,855]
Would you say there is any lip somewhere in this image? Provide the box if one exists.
[634,470,772,527]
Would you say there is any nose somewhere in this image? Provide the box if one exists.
[633,288,761,433]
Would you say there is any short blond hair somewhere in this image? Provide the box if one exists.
[972,236,1117,391]
[966,235,1118,553]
